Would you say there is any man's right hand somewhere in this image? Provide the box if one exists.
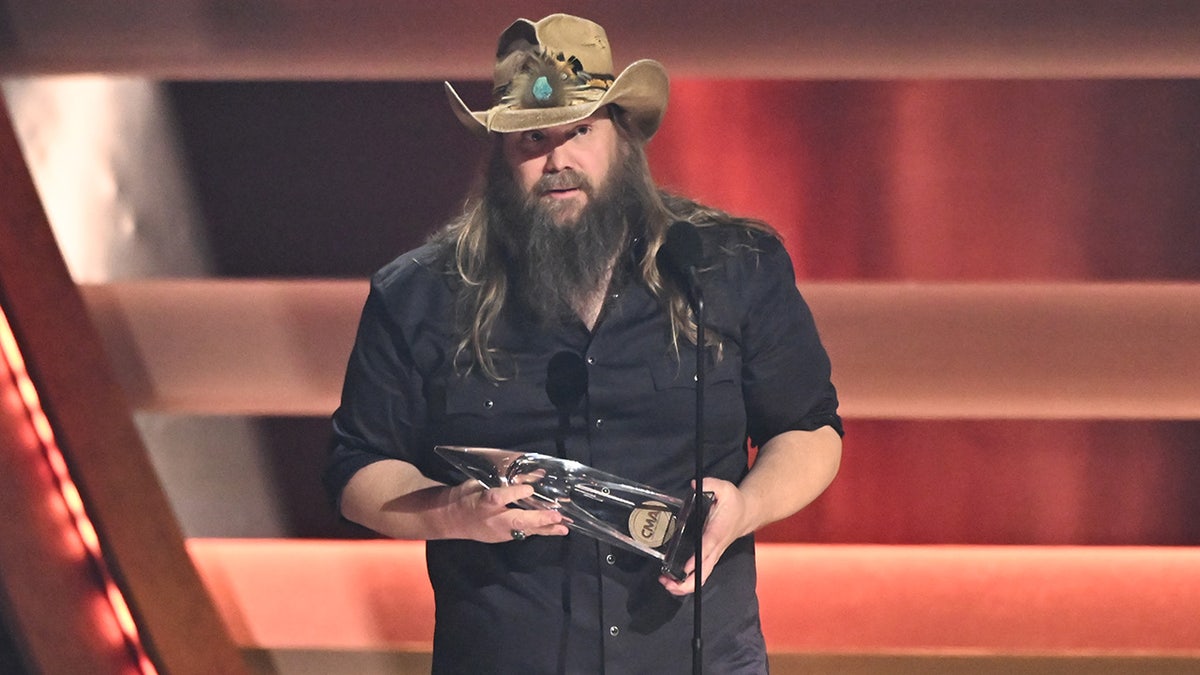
[340,459,569,542]
[440,480,570,543]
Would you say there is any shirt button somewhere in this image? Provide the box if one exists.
[606,554,616,565]
[484,399,494,409]
[594,418,603,429]
[609,626,620,637]
[587,356,596,365]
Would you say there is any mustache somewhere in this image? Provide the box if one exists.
[534,169,594,195]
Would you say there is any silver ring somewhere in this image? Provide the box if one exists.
[510,529,527,541]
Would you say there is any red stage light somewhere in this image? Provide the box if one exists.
[0,305,159,675]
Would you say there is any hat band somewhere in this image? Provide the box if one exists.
[493,48,615,111]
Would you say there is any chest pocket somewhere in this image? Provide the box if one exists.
[438,371,556,453]
[647,349,747,453]
[648,349,740,390]
[440,352,553,420]
[443,376,508,419]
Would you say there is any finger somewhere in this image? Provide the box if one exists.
[655,553,696,594]
[508,512,568,540]
[454,479,486,494]
[534,522,570,537]
[658,573,695,596]
[511,508,564,529]
[486,483,535,506]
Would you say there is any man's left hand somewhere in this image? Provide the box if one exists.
[657,477,749,596]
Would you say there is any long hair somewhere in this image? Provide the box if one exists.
[431,107,776,380]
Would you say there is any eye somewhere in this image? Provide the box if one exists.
[571,125,592,138]
[525,130,546,144]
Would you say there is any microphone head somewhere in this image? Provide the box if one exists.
[660,221,704,274]
[546,351,588,411]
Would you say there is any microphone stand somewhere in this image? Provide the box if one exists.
[545,352,588,674]
[691,278,705,675]
[547,351,588,460]
[658,220,707,675]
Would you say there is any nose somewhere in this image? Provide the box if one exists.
[542,139,573,174]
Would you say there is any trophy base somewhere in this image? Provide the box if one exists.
[661,490,714,582]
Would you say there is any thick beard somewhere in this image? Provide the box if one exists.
[487,148,638,323]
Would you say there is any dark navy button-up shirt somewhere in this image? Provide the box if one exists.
[326,225,841,674]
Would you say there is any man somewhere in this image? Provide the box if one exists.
[325,13,842,674]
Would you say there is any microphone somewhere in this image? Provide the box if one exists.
[546,351,588,458]
[657,220,708,675]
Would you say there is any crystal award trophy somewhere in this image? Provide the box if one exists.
[435,445,711,581]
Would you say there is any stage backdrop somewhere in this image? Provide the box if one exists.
[136,78,1200,545]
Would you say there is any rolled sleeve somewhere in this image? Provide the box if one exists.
[323,277,430,506]
[737,235,842,447]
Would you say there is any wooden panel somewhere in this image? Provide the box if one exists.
[189,539,433,651]
[758,544,1200,654]
[188,539,1200,655]
[235,650,1200,675]
[82,279,365,416]
[81,280,1200,419]
[806,282,1200,419]
[2,1,1200,79]
[0,96,246,674]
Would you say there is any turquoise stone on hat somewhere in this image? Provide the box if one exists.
[532,76,552,102]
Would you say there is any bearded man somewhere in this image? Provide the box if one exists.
[325,13,842,674]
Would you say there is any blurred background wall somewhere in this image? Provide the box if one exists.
[6,75,1198,545]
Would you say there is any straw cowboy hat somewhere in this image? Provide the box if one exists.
[445,13,669,139]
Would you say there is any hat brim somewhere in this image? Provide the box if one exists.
[445,59,669,140]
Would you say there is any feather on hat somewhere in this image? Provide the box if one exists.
[445,14,668,139]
